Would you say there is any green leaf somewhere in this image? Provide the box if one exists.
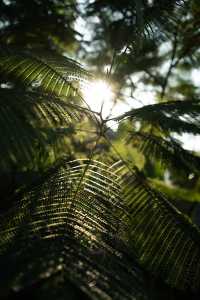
[117,100,200,134]
[117,163,200,292]
[0,159,147,300]
[129,131,200,175]
[0,49,91,98]
[0,88,88,171]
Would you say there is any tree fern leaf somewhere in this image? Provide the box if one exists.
[121,100,200,119]
[0,159,147,300]
[129,132,200,175]
[0,88,87,171]
[0,49,90,99]
[117,164,200,292]
[117,100,200,134]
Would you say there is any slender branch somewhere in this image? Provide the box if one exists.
[65,101,101,117]
[107,49,117,78]
[145,69,162,85]
[160,31,178,100]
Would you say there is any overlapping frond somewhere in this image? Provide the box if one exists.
[1,38,200,300]
[128,132,200,175]
[116,163,200,292]
[117,100,200,134]
[2,158,200,297]
[0,50,95,171]
[0,88,90,170]
[0,159,147,300]
[0,49,90,98]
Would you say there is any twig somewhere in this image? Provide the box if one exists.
[160,31,178,100]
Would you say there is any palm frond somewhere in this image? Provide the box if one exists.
[116,163,200,292]
[128,132,200,175]
[0,49,90,98]
[116,100,200,135]
[0,159,147,300]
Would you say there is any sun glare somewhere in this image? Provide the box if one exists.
[82,80,114,119]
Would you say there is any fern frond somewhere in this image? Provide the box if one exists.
[117,100,200,134]
[0,49,90,98]
[0,88,88,170]
[0,159,147,300]
[144,0,186,38]
[121,100,200,119]
[2,158,200,296]
[116,164,200,292]
[129,132,200,175]
[86,0,186,45]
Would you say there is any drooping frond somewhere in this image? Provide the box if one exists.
[121,100,200,119]
[116,100,200,134]
[128,132,200,175]
[116,163,200,292]
[0,49,90,99]
[0,88,89,171]
[0,159,147,300]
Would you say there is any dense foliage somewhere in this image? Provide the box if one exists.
[0,0,200,299]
